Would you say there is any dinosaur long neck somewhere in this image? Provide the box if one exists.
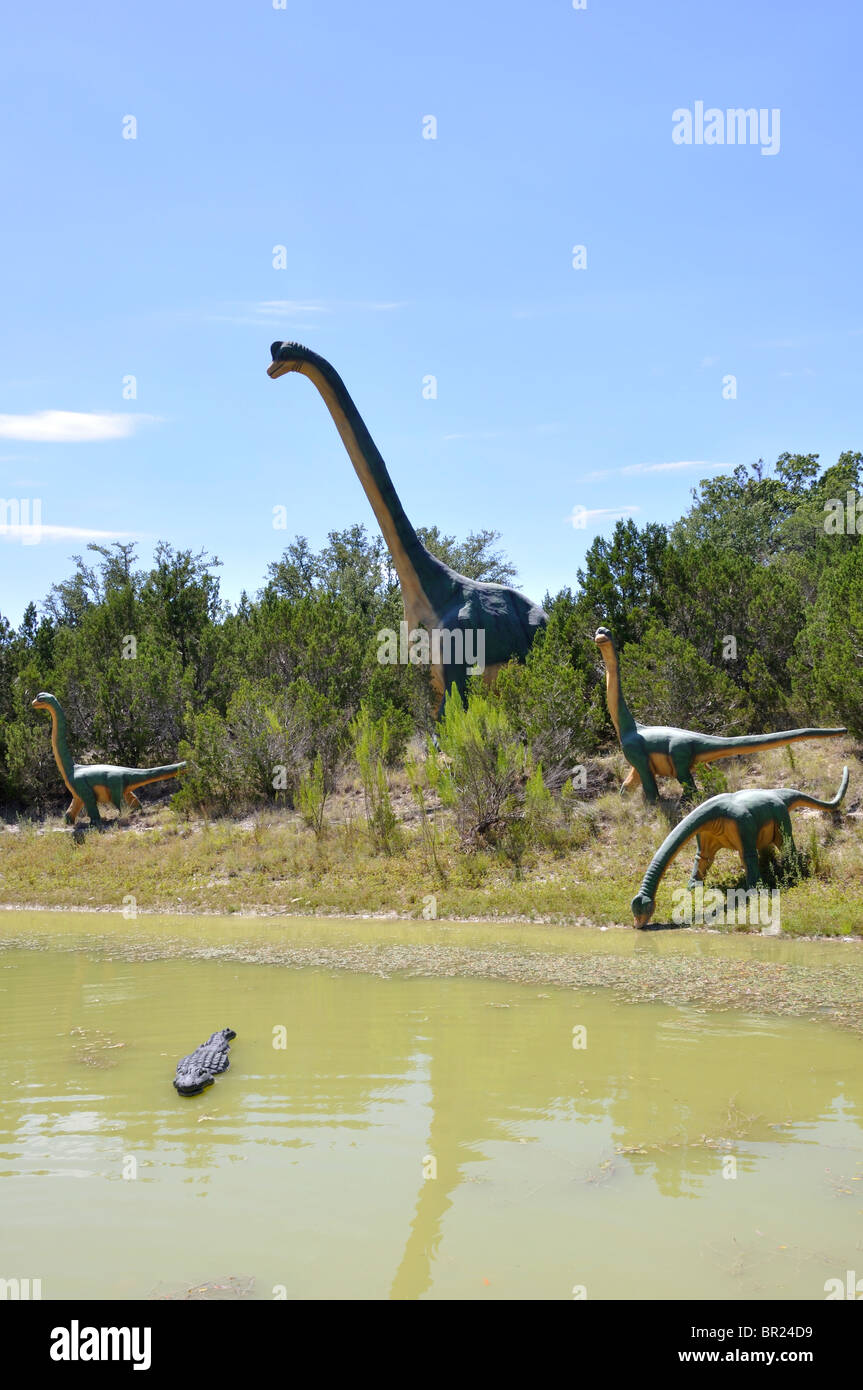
[46,702,76,791]
[298,354,452,627]
[638,802,718,904]
[602,642,637,739]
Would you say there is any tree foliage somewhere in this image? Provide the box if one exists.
[2,453,861,817]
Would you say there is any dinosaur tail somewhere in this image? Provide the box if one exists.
[130,762,186,784]
[787,767,849,811]
[698,727,846,761]
[632,798,726,914]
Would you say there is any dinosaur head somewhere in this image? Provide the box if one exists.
[594,626,614,651]
[31,692,58,713]
[631,891,655,928]
[268,341,315,379]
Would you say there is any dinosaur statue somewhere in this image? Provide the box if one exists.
[594,627,846,802]
[31,692,186,828]
[174,1027,237,1096]
[267,342,547,703]
[631,768,848,926]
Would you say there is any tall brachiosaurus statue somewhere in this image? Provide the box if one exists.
[630,768,848,926]
[32,692,186,828]
[267,342,547,702]
[594,627,846,802]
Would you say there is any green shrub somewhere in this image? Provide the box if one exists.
[491,645,606,783]
[350,704,401,854]
[405,745,446,882]
[434,682,529,848]
[298,754,328,837]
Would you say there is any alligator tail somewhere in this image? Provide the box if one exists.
[787,767,849,811]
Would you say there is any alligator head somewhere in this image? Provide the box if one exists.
[173,1063,217,1097]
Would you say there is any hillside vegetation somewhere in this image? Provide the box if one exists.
[1,452,861,935]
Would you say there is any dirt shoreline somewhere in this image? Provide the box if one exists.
[1,899,860,941]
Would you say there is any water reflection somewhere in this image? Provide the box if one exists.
[0,946,861,1299]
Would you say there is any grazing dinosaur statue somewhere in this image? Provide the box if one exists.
[31,692,186,827]
[174,1027,237,1096]
[267,342,547,704]
[631,768,848,926]
[594,627,846,802]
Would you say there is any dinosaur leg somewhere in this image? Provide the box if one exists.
[636,761,660,803]
[742,842,762,889]
[124,788,142,811]
[65,795,84,825]
[728,813,761,889]
[620,765,642,796]
[687,835,717,887]
[672,753,698,802]
[641,772,660,803]
[79,787,104,830]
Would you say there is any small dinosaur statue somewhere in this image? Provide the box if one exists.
[594,627,846,802]
[174,1028,237,1096]
[268,342,547,704]
[32,692,186,827]
[631,768,848,926]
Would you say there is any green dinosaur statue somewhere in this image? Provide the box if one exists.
[32,692,186,828]
[631,767,848,926]
[594,626,846,802]
[267,342,547,704]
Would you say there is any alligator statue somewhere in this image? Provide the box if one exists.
[173,1028,237,1096]
[631,768,848,926]
[31,692,186,827]
[268,342,547,705]
[594,627,846,803]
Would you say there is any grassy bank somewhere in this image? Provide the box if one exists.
[2,742,861,938]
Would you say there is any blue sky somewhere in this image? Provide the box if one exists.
[1,0,861,625]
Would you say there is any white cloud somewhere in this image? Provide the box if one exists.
[214,299,407,327]
[444,423,563,443]
[0,411,157,443]
[621,460,732,476]
[755,336,806,350]
[0,524,140,543]
[253,301,333,316]
[443,430,504,442]
[566,505,640,529]
[576,461,732,483]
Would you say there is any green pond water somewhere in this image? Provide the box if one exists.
[1,915,862,1301]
